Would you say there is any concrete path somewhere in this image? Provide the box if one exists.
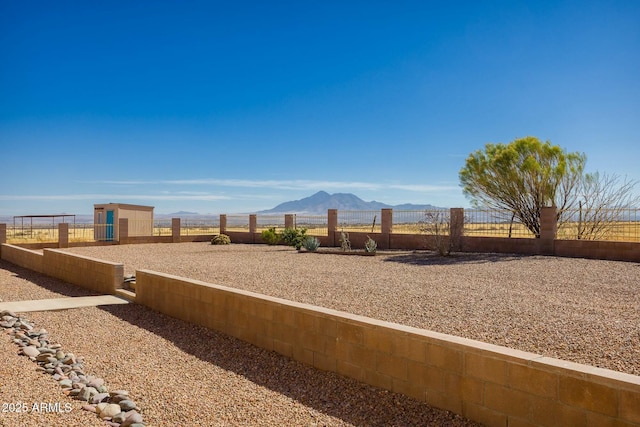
[0,295,129,313]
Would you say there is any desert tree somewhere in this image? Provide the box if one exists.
[419,209,464,256]
[568,172,640,240]
[459,136,585,237]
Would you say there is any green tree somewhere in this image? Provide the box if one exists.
[459,136,585,237]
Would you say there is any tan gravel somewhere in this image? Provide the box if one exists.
[0,256,478,427]
[64,243,640,376]
[2,242,639,426]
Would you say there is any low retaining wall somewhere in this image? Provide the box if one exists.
[0,243,44,273]
[134,269,640,427]
[555,239,640,262]
[41,249,124,295]
[1,245,124,295]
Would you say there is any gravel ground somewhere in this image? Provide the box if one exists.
[2,243,639,426]
[0,258,478,427]
[63,243,640,376]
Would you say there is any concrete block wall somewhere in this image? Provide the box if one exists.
[134,269,640,427]
[41,249,124,295]
[0,244,44,273]
[555,239,640,262]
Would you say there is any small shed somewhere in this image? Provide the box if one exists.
[94,203,154,241]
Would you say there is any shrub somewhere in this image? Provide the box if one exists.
[364,236,377,253]
[281,227,308,250]
[339,231,351,252]
[261,227,281,245]
[211,234,231,245]
[302,236,320,252]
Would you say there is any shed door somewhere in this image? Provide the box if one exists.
[106,210,114,241]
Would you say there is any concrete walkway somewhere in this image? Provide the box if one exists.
[0,295,129,313]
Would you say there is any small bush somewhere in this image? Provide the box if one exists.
[261,227,281,245]
[211,234,231,245]
[339,231,351,252]
[364,236,377,253]
[281,227,308,250]
[302,236,320,252]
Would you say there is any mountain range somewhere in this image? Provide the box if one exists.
[258,191,440,214]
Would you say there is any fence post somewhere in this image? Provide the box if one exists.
[539,207,557,255]
[58,223,69,248]
[284,214,294,229]
[220,215,227,235]
[172,218,181,243]
[381,208,392,250]
[119,218,129,245]
[328,209,338,247]
[450,208,464,252]
[0,223,6,245]
[249,214,257,243]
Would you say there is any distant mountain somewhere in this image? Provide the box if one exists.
[168,211,200,216]
[259,191,440,214]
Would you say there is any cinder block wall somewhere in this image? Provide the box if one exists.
[41,249,124,295]
[0,244,44,273]
[135,269,640,427]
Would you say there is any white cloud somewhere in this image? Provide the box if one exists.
[0,194,231,201]
[88,178,458,193]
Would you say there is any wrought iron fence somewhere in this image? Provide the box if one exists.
[70,223,112,242]
[294,214,328,236]
[337,210,381,233]
[6,223,59,243]
[224,215,250,232]
[392,209,451,234]
[181,219,220,236]
[255,215,286,232]
[463,209,536,238]
[557,207,640,242]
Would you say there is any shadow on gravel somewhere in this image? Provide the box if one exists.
[0,260,102,298]
[383,251,530,266]
[98,303,480,427]
[0,259,479,426]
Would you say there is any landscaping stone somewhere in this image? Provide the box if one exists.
[22,345,39,358]
[2,311,145,426]
[100,403,122,419]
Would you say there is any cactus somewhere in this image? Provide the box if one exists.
[364,236,377,253]
[339,231,351,252]
[302,236,320,252]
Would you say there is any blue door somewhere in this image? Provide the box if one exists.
[106,210,114,241]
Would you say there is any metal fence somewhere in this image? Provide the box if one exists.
[557,207,640,242]
[70,223,111,242]
[294,214,328,236]
[224,215,250,232]
[6,223,59,243]
[392,209,451,234]
[181,219,220,236]
[337,210,382,233]
[463,209,536,238]
[255,215,286,232]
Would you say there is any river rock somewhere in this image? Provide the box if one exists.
[118,399,137,411]
[112,411,127,424]
[59,379,73,388]
[121,411,144,426]
[91,392,110,404]
[77,386,98,402]
[22,345,40,358]
[88,377,104,388]
[99,403,122,419]
[82,404,97,413]
[0,319,17,328]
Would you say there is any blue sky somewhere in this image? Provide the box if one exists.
[1,1,638,216]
